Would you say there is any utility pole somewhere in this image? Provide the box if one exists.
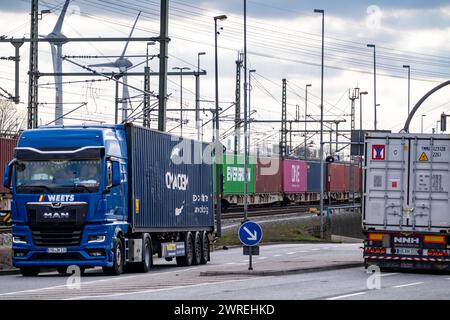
[234,54,242,154]
[249,69,256,155]
[28,0,39,129]
[314,8,325,240]
[158,0,169,132]
[196,52,205,140]
[305,84,312,159]
[214,14,227,238]
[403,65,411,116]
[143,42,154,128]
[173,66,190,136]
[367,44,377,130]
[280,79,287,157]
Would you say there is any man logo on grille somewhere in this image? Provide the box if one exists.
[372,145,385,160]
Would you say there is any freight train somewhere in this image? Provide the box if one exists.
[1,137,362,220]
[0,137,17,225]
[216,153,362,211]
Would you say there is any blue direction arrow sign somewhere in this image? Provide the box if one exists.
[238,221,263,246]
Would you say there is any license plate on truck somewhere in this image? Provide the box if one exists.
[47,248,67,253]
[396,248,418,255]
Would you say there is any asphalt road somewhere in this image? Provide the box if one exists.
[0,243,449,300]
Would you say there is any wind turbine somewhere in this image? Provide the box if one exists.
[89,12,141,122]
[45,0,70,126]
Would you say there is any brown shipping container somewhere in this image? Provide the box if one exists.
[327,162,362,193]
[0,137,17,194]
[327,163,347,192]
[255,156,283,193]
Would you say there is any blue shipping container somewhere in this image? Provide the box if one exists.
[306,161,325,193]
[126,124,214,231]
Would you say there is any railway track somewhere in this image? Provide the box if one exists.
[222,203,361,220]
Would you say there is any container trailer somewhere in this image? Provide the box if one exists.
[363,132,450,271]
[3,124,214,276]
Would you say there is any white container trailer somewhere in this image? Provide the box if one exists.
[363,132,450,271]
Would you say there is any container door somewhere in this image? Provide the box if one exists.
[364,137,409,228]
[409,137,450,230]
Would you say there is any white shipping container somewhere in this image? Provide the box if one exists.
[363,133,450,233]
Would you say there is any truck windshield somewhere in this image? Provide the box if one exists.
[15,159,101,194]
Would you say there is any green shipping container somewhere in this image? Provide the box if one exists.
[213,154,255,194]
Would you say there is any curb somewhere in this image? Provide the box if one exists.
[0,269,20,275]
[200,262,364,277]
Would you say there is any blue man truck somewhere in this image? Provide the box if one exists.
[3,123,214,276]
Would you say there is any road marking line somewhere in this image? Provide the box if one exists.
[310,249,320,251]
[327,292,366,300]
[273,254,281,257]
[393,282,424,288]
[226,262,237,265]
[257,257,267,260]
[380,273,398,277]
[286,252,297,255]
[0,267,199,296]
[66,278,256,300]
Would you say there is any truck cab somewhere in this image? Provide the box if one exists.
[4,125,129,275]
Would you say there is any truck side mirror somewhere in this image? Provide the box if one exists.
[3,164,11,189]
[441,113,447,132]
[112,161,121,187]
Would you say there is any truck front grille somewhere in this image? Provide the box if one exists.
[31,228,83,247]
[32,253,84,261]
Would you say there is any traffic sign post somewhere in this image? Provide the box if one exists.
[238,221,263,271]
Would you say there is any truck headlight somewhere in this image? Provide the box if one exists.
[13,236,27,244]
[88,235,106,243]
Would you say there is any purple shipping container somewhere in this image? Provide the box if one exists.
[282,159,307,193]
[0,138,17,194]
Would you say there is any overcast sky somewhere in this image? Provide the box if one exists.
[0,0,449,157]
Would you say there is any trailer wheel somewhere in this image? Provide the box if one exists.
[193,232,202,265]
[20,267,40,277]
[136,235,153,273]
[103,237,124,276]
[200,231,209,265]
[176,232,194,266]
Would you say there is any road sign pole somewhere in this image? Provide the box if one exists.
[249,247,253,270]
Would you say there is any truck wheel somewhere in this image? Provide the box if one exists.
[136,235,153,273]
[20,267,40,277]
[103,237,124,276]
[200,231,209,265]
[193,232,202,265]
[176,232,194,266]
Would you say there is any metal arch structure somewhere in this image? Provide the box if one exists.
[402,79,450,133]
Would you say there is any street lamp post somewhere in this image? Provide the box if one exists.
[305,84,312,159]
[314,8,325,240]
[403,65,411,116]
[359,91,368,133]
[214,14,227,238]
[172,66,190,136]
[367,44,377,130]
[421,114,426,134]
[196,52,206,141]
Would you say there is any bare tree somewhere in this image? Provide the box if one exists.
[0,99,25,138]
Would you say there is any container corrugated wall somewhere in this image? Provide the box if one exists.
[255,156,282,193]
[0,138,17,194]
[282,159,307,193]
[306,161,325,193]
[219,154,255,195]
[327,163,347,192]
[127,125,214,231]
